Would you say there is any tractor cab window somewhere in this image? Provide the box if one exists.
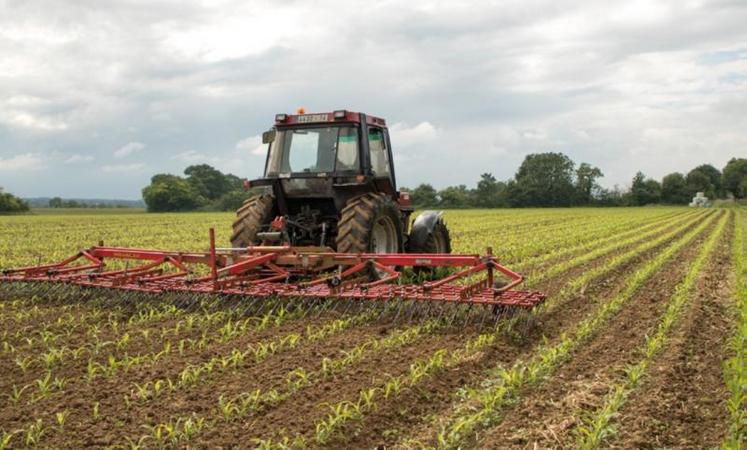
[335,128,359,171]
[368,128,391,178]
[265,126,360,176]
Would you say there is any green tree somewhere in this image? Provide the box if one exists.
[508,152,575,207]
[48,197,63,208]
[689,164,722,197]
[0,187,29,213]
[574,163,603,205]
[661,172,689,204]
[410,183,439,207]
[142,174,204,212]
[630,171,661,205]
[184,164,235,200]
[438,185,471,208]
[474,173,506,207]
[214,190,253,212]
[686,167,716,199]
[722,158,747,199]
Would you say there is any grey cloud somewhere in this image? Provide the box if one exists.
[0,0,745,198]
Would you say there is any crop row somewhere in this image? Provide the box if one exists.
[574,211,728,448]
[428,210,722,449]
[523,209,702,286]
[494,210,711,338]
[723,210,745,448]
[512,209,693,273]
[121,317,451,447]
[239,211,716,449]
[4,304,304,407]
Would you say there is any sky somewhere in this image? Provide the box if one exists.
[0,0,745,199]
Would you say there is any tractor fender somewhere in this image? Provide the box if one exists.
[408,210,444,250]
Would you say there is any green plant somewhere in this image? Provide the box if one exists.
[0,430,17,450]
[24,419,44,447]
[55,410,69,430]
[435,211,720,449]
[7,384,29,404]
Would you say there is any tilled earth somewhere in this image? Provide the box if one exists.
[0,208,739,449]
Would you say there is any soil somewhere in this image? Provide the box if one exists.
[388,210,722,449]
[318,212,720,449]
[475,211,727,449]
[0,210,734,450]
[609,215,735,449]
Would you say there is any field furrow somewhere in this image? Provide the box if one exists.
[0,206,739,449]
[475,210,730,449]
[396,210,721,449]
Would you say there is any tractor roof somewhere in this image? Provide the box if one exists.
[274,110,387,128]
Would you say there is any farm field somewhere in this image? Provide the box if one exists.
[0,207,743,449]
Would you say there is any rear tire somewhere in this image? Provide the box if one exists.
[336,193,404,254]
[230,194,274,248]
[407,217,451,278]
[407,218,451,254]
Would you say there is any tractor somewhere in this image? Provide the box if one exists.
[0,110,545,325]
[231,109,451,258]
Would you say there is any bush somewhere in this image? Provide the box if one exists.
[0,188,29,213]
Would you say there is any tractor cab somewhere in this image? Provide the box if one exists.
[258,110,398,200]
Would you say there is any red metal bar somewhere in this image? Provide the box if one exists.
[0,243,546,309]
[209,228,218,287]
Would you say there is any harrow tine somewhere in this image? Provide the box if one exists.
[460,304,474,329]
[339,296,356,316]
[310,297,328,318]
[303,297,325,318]
[1,242,547,329]
[478,307,493,330]
[391,298,408,324]
[445,303,463,327]
[406,299,423,323]
[434,302,449,324]
[296,297,314,318]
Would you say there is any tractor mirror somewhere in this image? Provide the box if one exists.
[262,130,276,144]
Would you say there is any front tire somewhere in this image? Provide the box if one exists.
[230,194,274,248]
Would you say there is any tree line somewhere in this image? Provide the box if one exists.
[0,187,29,213]
[142,164,250,212]
[6,154,744,214]
[47,198,136,209]
[406,154,747,208]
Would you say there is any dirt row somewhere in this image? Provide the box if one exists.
[174,211,715,448]
[0,310,392,446]
[267,211,718,448]
[609,216,735,449]
[387,210,720,449]
[0,210,716,448]
[474,211,731,449]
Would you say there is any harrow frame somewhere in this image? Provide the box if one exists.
[0,229,545,310]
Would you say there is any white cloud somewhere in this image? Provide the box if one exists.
[0,111,68,131]
[0,0,745,197]
[389,122,438,148]
[236,136,266,156]
[114,142,145,158]
[0,153,46,171]
[171,150,206,163]
[64,154,94,164]
[101,163,145,173]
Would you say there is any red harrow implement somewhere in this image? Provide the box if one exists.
[1,229,545,327]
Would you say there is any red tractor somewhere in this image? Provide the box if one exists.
[231,109,451,258]
[0,110,545,323]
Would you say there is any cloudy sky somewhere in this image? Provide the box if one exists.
[0,0,745,199]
